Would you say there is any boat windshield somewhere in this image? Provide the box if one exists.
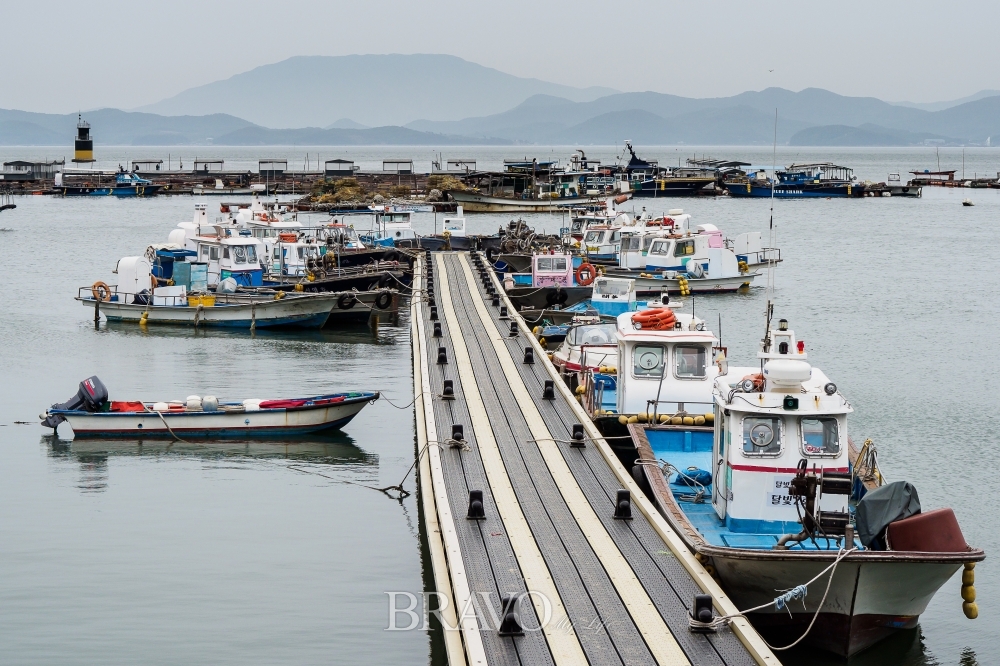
[593,279,630,297]
[535,256,567,272]
[567,324,616,346]
[584,230,604,244]
[674,240,695,256]
[649,240,670,255]
[801,417,840,456]
[233,245,247,264]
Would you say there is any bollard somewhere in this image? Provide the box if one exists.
[433,322,442,337]
[509,322,519,337]
[467,490,486,520]
[571,423,585,447]
[542,380,555,400]
[437,347,448,364]
[614,489,633,519]
[442,379,455,400]
[498,595,524,636]
[523,347,534,364]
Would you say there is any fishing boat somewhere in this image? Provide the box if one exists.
[448,189,600,213]
[618,142,717,197]
[725,163,864,198]
[604,234,758,294]
[41,376,378,438]
[612,314,984,656]
[56,168,163,197]
[80,281,342,329]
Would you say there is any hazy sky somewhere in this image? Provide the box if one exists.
[4,0,998,113]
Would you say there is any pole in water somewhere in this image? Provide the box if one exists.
[94,299,100,330]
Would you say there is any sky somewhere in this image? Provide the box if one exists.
[3,0,998,114]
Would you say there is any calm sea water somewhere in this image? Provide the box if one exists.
[0,146,997,665]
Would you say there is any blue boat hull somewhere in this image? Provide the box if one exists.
[726,183,862,198]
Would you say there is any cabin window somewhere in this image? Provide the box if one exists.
[742,416,782,455]
[569,324,616,346]
[273,248,280,259]
[246,245,258,263]
[200,246,209,260]
[642,236,657,251]
[632,345,664,377]
[674,345,707,378]
[610,231,621,242]
[674,240,695,257]
[210,247,219,261]
[649,241,669,256]
[536,257,567,272]
[584,230,602,244]
[623,236,641,251]
[233,246,247,264]
[297,248,304,259]
[801,417,840,456]
[223,247,230,259]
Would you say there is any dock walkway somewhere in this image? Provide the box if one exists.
[412,251,776,666]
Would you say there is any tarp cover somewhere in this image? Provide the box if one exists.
[856,481,921,549]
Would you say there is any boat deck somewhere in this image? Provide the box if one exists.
[411,251,776,666]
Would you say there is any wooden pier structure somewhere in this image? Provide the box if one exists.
[411,251,777,666]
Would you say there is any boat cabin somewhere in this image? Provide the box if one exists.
[168,210,265,287]
[582,226,623,262]
[708,324,852,540]
[642,231,733,275]
[442,207,466,237]
[531,252,574,287]
[614,310,718,416]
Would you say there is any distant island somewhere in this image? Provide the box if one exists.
[2,55,998,147]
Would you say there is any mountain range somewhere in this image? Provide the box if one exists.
[2,55,999,147]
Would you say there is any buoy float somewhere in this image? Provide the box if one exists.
[962,563,978,619]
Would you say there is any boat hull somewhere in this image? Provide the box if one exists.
[58,185,164,197]
[629,178,715,197]
[725,183,864,198]
[82,293,340,328]
[448,190,597,212]
[602,270,756,294]
[712,555,959,656]
[55,394,376,438]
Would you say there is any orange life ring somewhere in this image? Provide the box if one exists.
[631,307,675,330]
[91,281,112,302]
[575,262,596,286]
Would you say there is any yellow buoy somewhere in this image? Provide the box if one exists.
[964,601,979,619]
[693,415,706,425]
[963,567,975,586]
[618,415,629,425]
[961,585,976,603]
[575,385,585,395]
[637,412,648,422]
[704,413,714,423]
[539,338,547,348]
[670,416,683,425]
[659,414,670,423]
[294,284,304,292]
[682,416,695,425]
[627,415,638,424]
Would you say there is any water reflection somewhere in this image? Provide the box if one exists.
[43,432,380,494]
[776,625,973,665]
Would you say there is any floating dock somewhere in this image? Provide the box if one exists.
[411,251,777,665]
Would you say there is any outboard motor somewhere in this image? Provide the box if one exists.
[41,376,108,429]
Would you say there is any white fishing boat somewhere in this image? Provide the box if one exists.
[614,314,984,656]
[41,376,378,438]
